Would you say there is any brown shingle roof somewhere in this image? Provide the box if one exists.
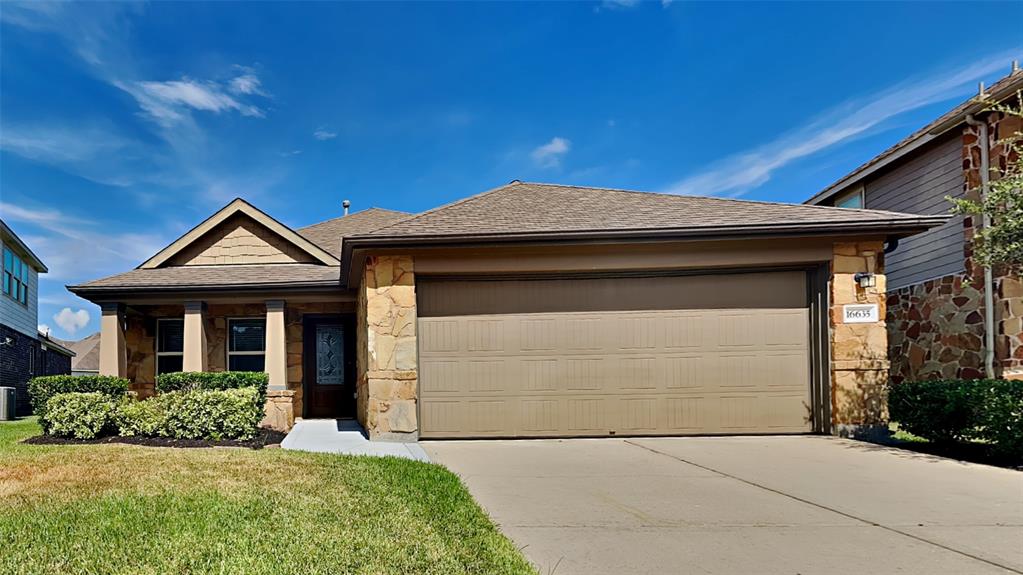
[806,68,1023,205]
[358,181,947,239]
[65,333,100,372]
[298,208,410,257]
[69,264,339,293]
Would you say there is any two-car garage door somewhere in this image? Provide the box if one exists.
[417,271,812,438]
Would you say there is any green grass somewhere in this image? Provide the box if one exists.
[0,418,535,575]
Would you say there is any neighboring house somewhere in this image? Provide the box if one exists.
[68,182,944,440]
[806,66,1022,382]
[63,332,101,376]
[0,220,74,415]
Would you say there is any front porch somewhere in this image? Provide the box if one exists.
[97,297,358,431]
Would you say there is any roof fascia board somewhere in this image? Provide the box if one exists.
[1,219,48,272]
[138,198,340,269]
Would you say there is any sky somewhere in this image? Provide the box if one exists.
[1,1,1021,340]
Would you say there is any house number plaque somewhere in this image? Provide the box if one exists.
[842,304,879,323]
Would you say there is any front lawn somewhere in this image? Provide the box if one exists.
[0,418,535,575]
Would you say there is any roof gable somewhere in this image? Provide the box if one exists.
[139,198,339,269]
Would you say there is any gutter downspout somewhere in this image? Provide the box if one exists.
[964,112,997,378]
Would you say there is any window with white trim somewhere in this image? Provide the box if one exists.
[228,318,266,372]
[834,186,865,209]
[156,319,184,375]
[3,247,30,305]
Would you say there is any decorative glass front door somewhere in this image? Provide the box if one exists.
[304,315,355,418]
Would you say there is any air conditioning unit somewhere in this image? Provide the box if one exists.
[0,387,15,421]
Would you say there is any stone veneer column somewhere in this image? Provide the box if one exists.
[99,302,127,377]
[357,255,418,442]
[264,300,288,391]
[830,241,889,437]
[182,301,208,372]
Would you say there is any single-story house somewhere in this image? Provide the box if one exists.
[68,182,946,440]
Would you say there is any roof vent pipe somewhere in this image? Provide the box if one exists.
[342,199,350,216]
[1013,60,1020,73]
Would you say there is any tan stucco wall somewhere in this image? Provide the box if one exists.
[356,255,418,441]
[167,213,317,266]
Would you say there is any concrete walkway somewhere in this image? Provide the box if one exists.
[426,436,1023,575]
[282,419,430,462]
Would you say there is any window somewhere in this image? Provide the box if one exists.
[834,187,864,209]
[228,318,266,372]
[156,319,184,375]
[2,247,30,305]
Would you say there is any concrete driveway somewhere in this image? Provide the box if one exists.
[424,436,1023,575]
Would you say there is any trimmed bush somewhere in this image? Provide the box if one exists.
[889,378,1023,458]
[888,379,984,443]
[28,375,129,432]
[156,371,269,405]
[112,397,166,437]
[116,387,263,441]
[43,393,116,439]
[974,379,1023,457]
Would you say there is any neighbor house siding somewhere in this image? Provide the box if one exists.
[862,134,964,289]
[0,236,40,339]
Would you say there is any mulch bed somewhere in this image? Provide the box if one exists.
[23,428,287,450]
[874,438,1022,471]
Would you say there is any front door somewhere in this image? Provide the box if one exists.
[303,315,356,418]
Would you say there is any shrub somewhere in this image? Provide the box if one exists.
[888,379,984,443]
[974,379,1023,457]
[43,393,116,439]
[113,397,166,437]
[115,387,263,441]
[156,371,269,405]
[28,375,129,432]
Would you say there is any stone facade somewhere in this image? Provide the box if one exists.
[121,300,351,422]
[261,389,296,431]
[356,255,418,441]
[830,241,889,435]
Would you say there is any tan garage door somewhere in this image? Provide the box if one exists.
[418,271,811,438]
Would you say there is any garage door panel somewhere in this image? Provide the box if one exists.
[418,272,812,438]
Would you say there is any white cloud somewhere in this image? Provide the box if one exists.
[53,308,90,335]
[280,149,303,157]
[664,52,1021,197]
[38,324,51,336]
[118,77,265,126]
[600,0,640,9]
[313,127,338,141]
[531,137,572,168]
[1,203,169,281]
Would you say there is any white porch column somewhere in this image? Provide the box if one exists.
[264,300,287,390]
[98,303,127,377]
[183,301,208,372]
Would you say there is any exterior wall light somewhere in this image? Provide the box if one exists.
[853,272,876,289]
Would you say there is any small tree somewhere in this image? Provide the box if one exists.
[949,91,1023,273]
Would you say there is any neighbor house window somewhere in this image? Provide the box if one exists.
[228,318,266,372]
[156,318,184,375]
[2,247,30,305]
[834,187,864,209]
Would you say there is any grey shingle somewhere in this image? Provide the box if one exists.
[298,208,410,257]
[70,264,340,291]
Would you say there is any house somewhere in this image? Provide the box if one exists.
[0,219,74,416]
[805,65,1022,383]
[67,182,945,440]
[60,332,101,376]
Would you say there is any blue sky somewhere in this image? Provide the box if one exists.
[1,1,1020,340]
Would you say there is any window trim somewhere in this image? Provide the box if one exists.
[155,318,185,376]
[2,247,30,307]
[226,316,267,372]
[833,186,865,209]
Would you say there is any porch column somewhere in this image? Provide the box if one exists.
[98,303,126,377]
[183,301,208,372]
[264,300,287,390]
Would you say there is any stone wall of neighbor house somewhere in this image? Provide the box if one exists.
[830,241,889,436]
[356,255,418,441]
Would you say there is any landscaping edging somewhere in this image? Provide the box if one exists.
[23,428,287,450]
